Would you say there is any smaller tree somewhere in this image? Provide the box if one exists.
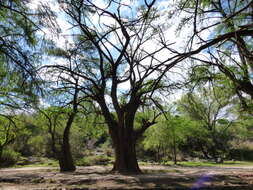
[143,113,188,164]
[177,87,235,163]
[37,84,81,172]
[36,107,64,159]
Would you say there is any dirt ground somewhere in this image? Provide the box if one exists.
[1,165,253,189]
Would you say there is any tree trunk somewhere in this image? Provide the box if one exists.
[59,140,76,172]
[0,146,3,162]
[173,143,177,165]
[110,127,141,174]
[49,130,58,159]
[199,143,210,159]
[59,114,76,172]
[156,145,161,162]
[172,129,177,165]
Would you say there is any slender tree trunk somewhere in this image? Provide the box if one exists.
[199,143,210,159]
[157,145,161,162]
[172,129,177,165]
[0,146,3,162]
[49,130,58,159]
[172,143,177,165]
[59,114,76,172]
[110,127,141,174]
[210,145,219,163]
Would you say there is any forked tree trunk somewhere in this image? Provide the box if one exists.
[110,127,141,174]
[98,96,145,174]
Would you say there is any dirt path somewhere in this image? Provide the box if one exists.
[1,165,253,189]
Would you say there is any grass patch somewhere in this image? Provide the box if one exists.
[163,161,253,167]
[14,157,59,168]
[76,155,113,166]
[143,169,183,174]
[15,161,59,168]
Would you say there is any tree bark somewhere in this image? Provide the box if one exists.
[110,127,141,174]
[58,114,76,172]
[97,95,149,174]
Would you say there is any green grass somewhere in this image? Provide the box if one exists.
[15,161,59,168]
[10,157,253,169]
[162,160,253,167]
[14,158,59,168]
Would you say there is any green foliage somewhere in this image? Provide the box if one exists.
[176,87,240,161]
[0,117,16,146]
[76,155,111,166]
[230,148,253,161]
[46,47,69,58]
[0,149,21,167]
[27,135,45,156]
[0,0,41,118]
[10,113,49,157]
[143,114,191,161]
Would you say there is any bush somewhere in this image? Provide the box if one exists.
[0,149,21,167]
[76,155,111,166]
[229,148,253,161]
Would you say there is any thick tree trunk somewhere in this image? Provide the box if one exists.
[97,94,146,174]
[110,128,141,174]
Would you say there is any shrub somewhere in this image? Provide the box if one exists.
[0,149,21,167]
[76,155,111,166]
[229,148,253,161]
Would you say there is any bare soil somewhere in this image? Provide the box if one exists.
[0,165,253,189]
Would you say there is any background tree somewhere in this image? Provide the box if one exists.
[143,114,189,164]
[177,86,235,162]
[38,65,87,171]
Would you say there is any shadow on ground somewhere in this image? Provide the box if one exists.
[0,165,253,189]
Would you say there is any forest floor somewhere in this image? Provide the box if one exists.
[0,164,253,189]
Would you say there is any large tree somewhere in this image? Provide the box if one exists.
[38,0,253,173]
[43,0,178,173]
